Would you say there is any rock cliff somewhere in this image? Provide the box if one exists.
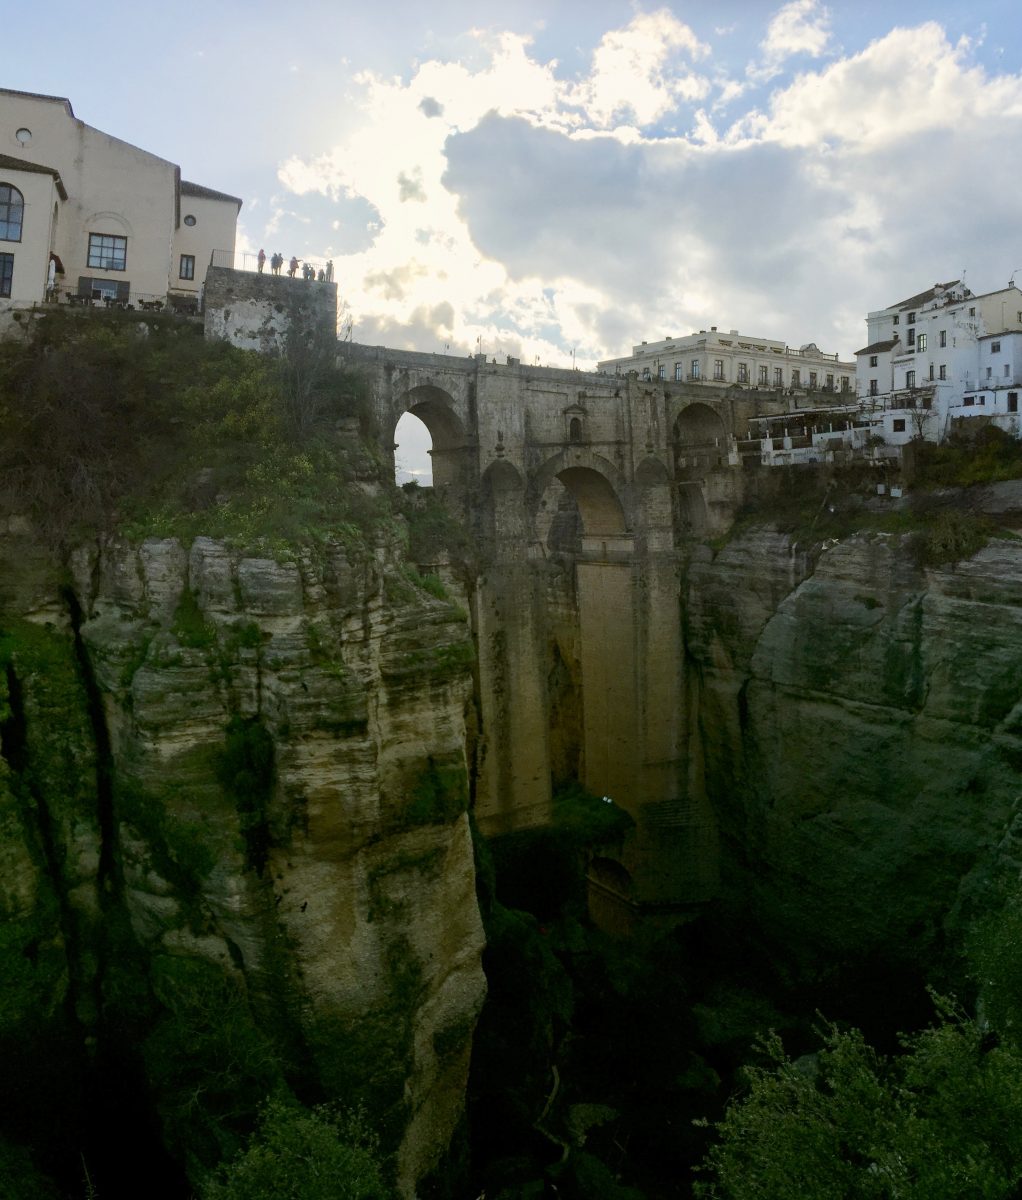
[686,522,1022,981]
[0,521,485,1195]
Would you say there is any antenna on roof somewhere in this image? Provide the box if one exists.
[1009,266,1022,289]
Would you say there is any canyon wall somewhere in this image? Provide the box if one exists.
[0,521,485,1195]
[685,520,1022,975]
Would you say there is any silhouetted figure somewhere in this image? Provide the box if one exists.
[257,248,266,273]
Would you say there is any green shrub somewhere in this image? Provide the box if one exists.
[201,1097,390,1200]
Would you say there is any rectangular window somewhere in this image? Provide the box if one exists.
[992,340,1001,353]
[893,418,906,432]
[907,313,916,324]
[939,330,947,348]
[917,333,927,351]
[674,362,683,381]
[907,329,916,347]
[893,315,900,325]
[658,364,665,380]
[869,355,878,367]
[690,360,700,379]
[809,371,818,389]
[87,233,127,271]
[939,364,947,380]
[758,365,769,384]
[791,369,800,387]
[737,362,749,383]
[969,307,976,316]
[906,370,916,388]
[986,366,993,379]
[0,252,12,297]
[826,374,834,390]
[1006,364,1011,377]
[928,364,934,380]
[774,367,783,386]
[1009,392,1018,413]
[179,254,195,281]
[841,377,850,391]
[642,367,651,381]
[965,396,974,406]
[713,359,724,380]
[869,379,878,396]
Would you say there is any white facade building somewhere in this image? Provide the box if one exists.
[856,280,1022,444]
[598,327,854,395]
[0,88,241,310]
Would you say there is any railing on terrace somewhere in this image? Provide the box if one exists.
[209,249,337,278]
[45,284,199,315]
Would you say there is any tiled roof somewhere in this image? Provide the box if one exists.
[890,280,961,311]
[854,339,899,356]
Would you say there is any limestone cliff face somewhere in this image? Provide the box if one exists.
[686,526,1022,973]
[0,523,485,1195]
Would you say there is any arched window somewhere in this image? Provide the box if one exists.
[569,416,583,442]
[0,184,24,242]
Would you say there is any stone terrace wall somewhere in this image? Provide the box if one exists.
[203,266,337,353]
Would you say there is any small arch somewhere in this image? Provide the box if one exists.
[394,411,433,485]
[634,456,670,487]
[674,402,728,479]
[480,459,528,554]
[396,384,466,489]
[0,183,24,242]
[569,416,583,443]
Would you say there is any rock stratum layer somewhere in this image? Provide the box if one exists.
[0,524,485,1195]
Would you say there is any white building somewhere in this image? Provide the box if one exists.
[856,279,1022,444]
[598,327,854,395]
[0,88,241,310]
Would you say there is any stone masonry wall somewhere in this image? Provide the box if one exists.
[203,266,337,354]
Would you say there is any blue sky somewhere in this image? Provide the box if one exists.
[9,1,1022,478]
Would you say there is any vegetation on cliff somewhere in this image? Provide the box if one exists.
[0,312,385,552]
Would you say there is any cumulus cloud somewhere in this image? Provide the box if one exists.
[267,8,1022,384]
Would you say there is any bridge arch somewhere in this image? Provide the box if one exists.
[395,384,468,489]
[529,450,629,549]
[673,402,729,479]
[479,460,527,552]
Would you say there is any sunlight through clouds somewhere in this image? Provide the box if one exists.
[269,3,1022,388]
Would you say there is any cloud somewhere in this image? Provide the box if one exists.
[563,9,711,127]
[762,0,831,67]
[271,10,1022,378]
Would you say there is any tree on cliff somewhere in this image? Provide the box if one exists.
[201,1097,389,1200]
[695,1000,1022,1199]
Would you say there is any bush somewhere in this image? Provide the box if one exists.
[201,1097,390,1200]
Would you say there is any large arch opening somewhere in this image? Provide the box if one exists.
[673,402,728,479]
[393,385,466,489]
[554,466,627,538]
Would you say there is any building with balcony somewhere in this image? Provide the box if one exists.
[0,88,241,311]
[597,326,854,394]
[855,279,1022,444]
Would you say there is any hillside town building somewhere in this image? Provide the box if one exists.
[856,279,1022,444]
[597,327,855,395]
[0,88,240,310]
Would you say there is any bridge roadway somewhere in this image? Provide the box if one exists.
[344,342,842,917]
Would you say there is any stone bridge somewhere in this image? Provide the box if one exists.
[344,343,818,918]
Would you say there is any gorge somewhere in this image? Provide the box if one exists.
[2,311,1022,1197]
